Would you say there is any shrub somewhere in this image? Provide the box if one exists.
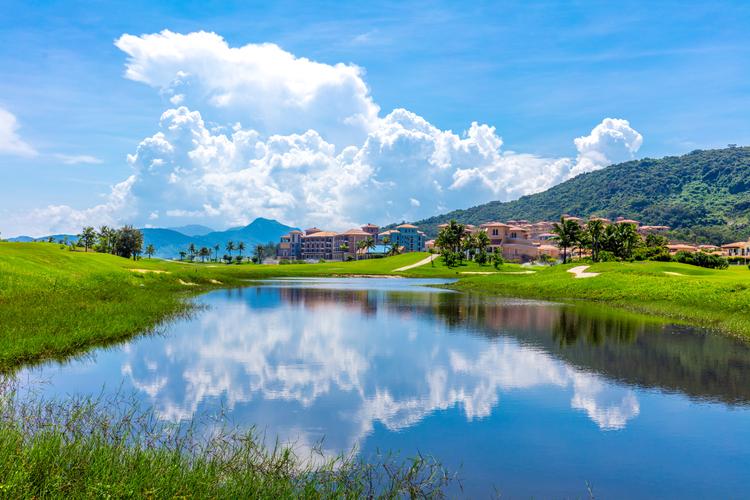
[279,258,291,265]
[673,250,729,269]
[598,251,618,262]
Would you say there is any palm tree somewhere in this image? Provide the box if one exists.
[78,226,96,252]
[614,223,641,260]
[179,251,187,261]
[585,219,605,262]
[237,241,245,260]
[199,246,210,263]
[356,239,369,260]
[475,231,490,264]
[387,242,401,256]
[253,244,265,263]
[188,243,197,260]
[551,217,581,264]
[145,244,156,259]
[365,237,376,258]
[213,244,220,262]
[97,225,113,253]
[225,241,235,258]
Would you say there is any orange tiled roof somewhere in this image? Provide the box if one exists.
[396,223,418,229]
[339,228,370,236]
[721,241,749,248]
[304,231,337,238]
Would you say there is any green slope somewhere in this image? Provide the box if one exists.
[412,146,750,244]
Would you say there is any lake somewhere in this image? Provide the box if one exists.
[17,278,750,498]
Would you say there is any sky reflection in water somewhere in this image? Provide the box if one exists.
[18,278,750,498]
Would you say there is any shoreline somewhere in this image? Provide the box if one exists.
[2,242,750,372]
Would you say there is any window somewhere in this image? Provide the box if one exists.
[492,229,498,236]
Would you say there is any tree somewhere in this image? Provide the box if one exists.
[388,242,401,256]
[145,244,156,259]
[585,220,605,262]
[225,241,235,258]
[178,251,187,261]
[78,226,96,252]
[198,246,211,263]
[475,231,490,264]
[356,239,369,260]
[188,243,197,260]
[113,226,144,260]
[551,217,581,264]
[614,223,641,260]
[253,244,266,264]
[435,220,466,267]
[237,241,245,260]
[97,226,114,253]
[491,248,504,269]
[213,244,220,263]
[462,233,478,261]
[365,237,376,254]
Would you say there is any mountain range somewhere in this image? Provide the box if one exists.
[8,218,296,259]
[409,146,750,245]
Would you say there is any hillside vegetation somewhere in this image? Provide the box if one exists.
[413,146,750,244]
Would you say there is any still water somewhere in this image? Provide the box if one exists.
[18,278,750,498]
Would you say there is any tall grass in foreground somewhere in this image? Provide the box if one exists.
[0,384,454,498]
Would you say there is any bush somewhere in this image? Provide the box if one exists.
[633,246,672,262]
[279,258,291,265]
[673,250,729,269]
[598,251,618,262]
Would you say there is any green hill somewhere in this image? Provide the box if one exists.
[412,146,750,245]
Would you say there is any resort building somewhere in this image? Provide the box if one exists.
[477,221,559,262]
[721,241,750,258]
[277,230,303,259]
[278,222,428,261]
[378,224,427,252]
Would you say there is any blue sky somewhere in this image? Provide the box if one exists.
[1,0,750,236]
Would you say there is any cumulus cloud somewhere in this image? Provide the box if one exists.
[4,31,644,236]
[115,30,379,147]
[0,107,36,157]
[17,176,135,236]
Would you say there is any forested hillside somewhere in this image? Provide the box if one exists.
[412,146,750,244]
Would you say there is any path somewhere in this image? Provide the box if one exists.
[393,253,439,272]
[567,265,600,279]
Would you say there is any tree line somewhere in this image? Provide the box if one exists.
[433,217,729,270]
[71,225,146,260]
[178,240,278,264]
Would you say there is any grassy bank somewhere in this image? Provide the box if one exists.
[0,387,451,498]
[3,241,750,373]
[449,260,750,338]
[0,243,478,371]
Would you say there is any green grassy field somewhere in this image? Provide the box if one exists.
[2,241,750,373]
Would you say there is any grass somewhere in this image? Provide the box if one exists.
[451,260,750,338]
[0,384,453,498]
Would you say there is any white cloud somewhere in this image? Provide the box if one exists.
[0,107,36,157]
[54,154,104,165]
[115,30,380,147]
[570,118,643,178]
[14,176,135,236]
[4,31,644,236]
